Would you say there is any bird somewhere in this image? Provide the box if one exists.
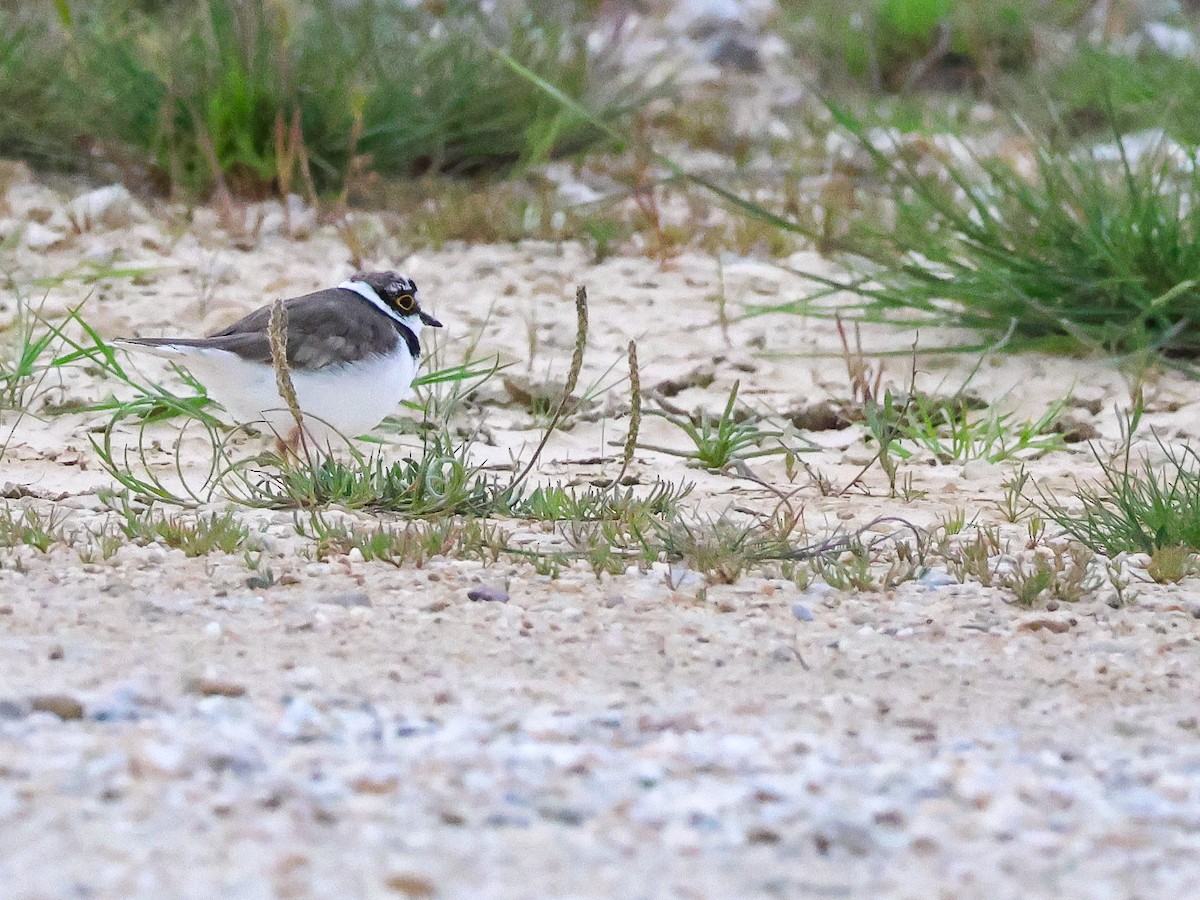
[117,271,442,450]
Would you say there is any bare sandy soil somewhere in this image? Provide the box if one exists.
[3,166,1200,899]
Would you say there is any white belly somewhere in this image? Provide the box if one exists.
[171,347,418,444]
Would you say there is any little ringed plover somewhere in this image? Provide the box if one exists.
[118,270,441,447]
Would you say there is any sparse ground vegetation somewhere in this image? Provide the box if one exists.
[5,1,1200,896]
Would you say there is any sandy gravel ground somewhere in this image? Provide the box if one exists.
[2,168,1200,899]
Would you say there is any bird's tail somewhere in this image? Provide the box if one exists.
[115,337,215,359]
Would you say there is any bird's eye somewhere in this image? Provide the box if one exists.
[395,293,416,313]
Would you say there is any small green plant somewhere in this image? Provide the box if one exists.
[0,503,70,552]
[295,513,479,567]
[996,467,1032,522]
[1026,514,1046,548]
[1048,544,1100,603]
[556,521,631,578]
[999,553,1055,606]
[652,510,805,585]
[998,543,1099,606]
[530,551,566,578]
[944,526,1000,586]
[0,295,60,412]
[243,549,275,589]
[812,543,878,593]
[936,507,968,537]
[113,498,249,556]
[862,391,905,493]
[864,390,1067,465]
[1037,424,1200,556]
[516,481,691,524]
[642,382,801,471]
[247,437,506,515]
[1147,544,1198,585]
[1104,560,1138,608]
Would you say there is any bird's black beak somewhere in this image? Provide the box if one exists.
[419,310,443,328]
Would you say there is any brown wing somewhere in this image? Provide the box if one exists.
[197,289,402,370]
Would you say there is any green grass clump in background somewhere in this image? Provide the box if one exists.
[3,0,655,196]
[0,11,82,170]
[781,0,1045,94]
[756,107,1200,362]
[1028,46,1200,146]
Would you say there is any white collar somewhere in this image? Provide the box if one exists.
[338,279,423,336]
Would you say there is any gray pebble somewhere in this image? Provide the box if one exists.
[771,645,799,663]
[320,591,372,608]
[467,585,509,603]
[0,699,26,719]
[919,568,958,589]
[791,602,814,622]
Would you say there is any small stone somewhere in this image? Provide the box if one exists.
[23,222,66,251]
[277,697,327,742]
[47,644,64,660]
[5,182,57,221]
[0,699,26,719]
[706,31,762,73]
[384,874,437,897]
[29,694,85,720]
[425,599,451,613]
[791,602,814,621]
[67,184,142,230]
[286,666,322,689]
[1053,414,1101,443]
[91,685,146,722]
[918,568,957,589]
[1018,618,1071,634]
[746,825,782,844]
[960,458,999,480]
[351,771,400,795]
[787,400,852,432]
[467,585,509,603]
[1068,394,1104,416]
[320,591,372,608]
[185,677,247,698]
[771,645,798,663]
[132,739,187,777]
[654,364,715,397]
[538,805,584,826]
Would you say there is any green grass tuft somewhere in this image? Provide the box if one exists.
[3,0,658,193]
[1038,422,1200,556]
[757,110,1200,363]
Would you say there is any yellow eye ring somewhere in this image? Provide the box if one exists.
[395,293,416,313]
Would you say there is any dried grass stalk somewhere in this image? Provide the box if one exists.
[511,284,589,487]
[617,339,640,482]
[268,298,305,442]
